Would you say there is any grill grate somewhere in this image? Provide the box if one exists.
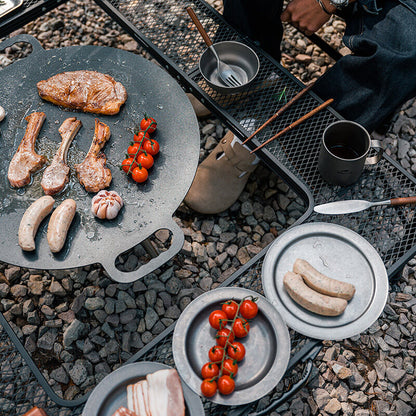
[96,0,416,276]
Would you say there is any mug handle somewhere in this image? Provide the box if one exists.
[365,139,383,165]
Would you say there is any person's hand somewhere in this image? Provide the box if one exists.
[281,0,336,36]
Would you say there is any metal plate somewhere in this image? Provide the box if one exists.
[172,287,291,406]
[262,222,389,340]
[82,361,204,416]
[0,0,23,19]
[0,35,200,283]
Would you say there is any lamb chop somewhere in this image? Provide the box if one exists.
[37,70,127,116]
[41,117,82,195]
[8,112,47,188]
[75,119,112,192]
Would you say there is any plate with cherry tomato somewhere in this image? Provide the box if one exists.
[172,287,290,405]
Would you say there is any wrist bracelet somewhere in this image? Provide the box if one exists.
[316,0,332,15]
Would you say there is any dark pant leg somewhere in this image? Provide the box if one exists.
[223,0,284,61]
[313,0,416,132]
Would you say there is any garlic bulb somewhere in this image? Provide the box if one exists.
[91,190,123,220]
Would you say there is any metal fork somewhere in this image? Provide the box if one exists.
[187,7,243,88]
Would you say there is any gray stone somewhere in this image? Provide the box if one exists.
[49,281,66,296]
[348,372,365,388]
[69,361,88,385]
[84,297,105,311]
[165,305,181,319]
[50,366,69,384]
[386,367,406,383]
[349,391,368,405]
[63,319,85,347]
[313,388,331,408]
[37,329,58,351]
[145,307,159,330]
[10,284,27,298]
[120,309,137,324]
[324,398,341,415]
[394,399,413,416]
[0,283,10,298]
[166,277,182,295]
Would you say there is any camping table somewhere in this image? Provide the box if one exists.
[2,0,416,415]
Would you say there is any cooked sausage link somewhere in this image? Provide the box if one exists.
[293,258,356,301]
[284,272,348,316]
[47,199,76,253]
[18,196,55,251]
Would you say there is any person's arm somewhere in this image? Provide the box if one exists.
[281,0,337,36]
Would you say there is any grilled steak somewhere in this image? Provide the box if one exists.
[41,117,82,195]
[75,119,111,192]
[8,112,47,188]
[37,70,127,115]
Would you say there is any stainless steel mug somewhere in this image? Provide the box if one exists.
[318,120,383,186]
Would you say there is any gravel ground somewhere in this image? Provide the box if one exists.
[0,1,416,415]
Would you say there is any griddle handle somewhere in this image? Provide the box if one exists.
[0,34,44,55]
[100,217,185,283]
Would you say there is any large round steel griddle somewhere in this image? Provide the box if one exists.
[0,35,200,283]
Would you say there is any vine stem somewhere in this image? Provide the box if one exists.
[126,120,156,176]
[213,295,251,381]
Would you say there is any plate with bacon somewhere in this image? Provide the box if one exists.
[82,361,204,416]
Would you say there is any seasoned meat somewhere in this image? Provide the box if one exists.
[75,119,111,192]
[8,112,47,188]
[37,70,127,115]
[41,117,82,195]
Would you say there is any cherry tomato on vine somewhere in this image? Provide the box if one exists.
[240,299,258,320]
[217,375,235,395]
[222,359,238,377]
[222,300,239,320]
[201,379,217,397]
[137,152,154,169]
[131,166,148,183]
[227,342,246,362]
[201,362,219,379]
[143,139,160,156]
[216,328,234,347]
[133,130,150,143]
[121,157,138,173]
[140,115,157,133]
[233,318,250,338]
[208,346,224,362]
[127,143,142,158]
[209,310,228,330]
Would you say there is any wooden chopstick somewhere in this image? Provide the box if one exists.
[242,83,314,145]
[250,98,334,153]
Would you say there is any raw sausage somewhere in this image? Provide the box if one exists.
[293,258,356,301]
[283,272,348,316]
[18,196,55,251]
[47,199,76,253]
[22,407,48,416]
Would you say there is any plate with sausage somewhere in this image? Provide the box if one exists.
[262,222,389,340]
